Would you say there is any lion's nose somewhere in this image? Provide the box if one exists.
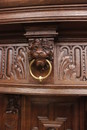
[35,47,47,58]
[37,48,43,54]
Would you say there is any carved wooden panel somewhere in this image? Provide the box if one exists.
[0,95,86,130]
[0,44,28,83]
[0,94,21,130]
[4,95,20,130]
[36,116,67,130]
[21,96,85,130]
[55,41,87,85]
[28,38,54,83]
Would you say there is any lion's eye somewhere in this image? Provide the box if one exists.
[34,46,38,50]
[42,46,47,50]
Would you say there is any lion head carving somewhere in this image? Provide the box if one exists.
[28,38,53,68]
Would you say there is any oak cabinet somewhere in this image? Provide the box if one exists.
[0,95,87,130]
[0,1,87,130]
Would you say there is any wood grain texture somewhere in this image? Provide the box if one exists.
[4,95,20,130]
[0,95,86,130]
[0,44,28,83]
[55,41,87,84]
[1,4,87,24]
[20,96,86,130]
[0,22,87,92]
[0,0,87,8]
[0,1,87,130]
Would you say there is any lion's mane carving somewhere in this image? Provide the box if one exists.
[28,38,53,68]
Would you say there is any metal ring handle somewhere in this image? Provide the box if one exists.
[29,59,52,82]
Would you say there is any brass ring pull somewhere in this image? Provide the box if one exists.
[29,59,52,82]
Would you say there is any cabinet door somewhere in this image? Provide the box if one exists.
[0,95,86,130]
[21,96,86,130]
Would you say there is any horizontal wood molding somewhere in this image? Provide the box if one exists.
[1,5,87,24]
[0,84,87,96]
[0,0,87,8]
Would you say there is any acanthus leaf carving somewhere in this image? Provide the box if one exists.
[60,55,76,80]
[12,48,26,79]
[57,44,87,82]
[0,44,28,82]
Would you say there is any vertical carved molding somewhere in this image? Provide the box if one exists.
[4,95,20,130]
[3,47,6,79]
[0,48,3,79]
[13,47,26,79]
[6,47,14,79]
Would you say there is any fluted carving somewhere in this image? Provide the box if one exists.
[0,44,28,82]
[57,44,87,81]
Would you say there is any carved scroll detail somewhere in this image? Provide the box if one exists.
[12,48,26,79]
[59,55,76,80]
[4,95,20,130]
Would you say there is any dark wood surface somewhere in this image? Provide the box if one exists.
[0,94,87,130]
[1,4,87,24]
[0,1,87,130]
[0,22,87,95]
[0,0,87,8]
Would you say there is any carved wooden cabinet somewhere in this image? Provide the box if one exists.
[0,1,87,130]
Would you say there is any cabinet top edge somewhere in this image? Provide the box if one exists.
[0,0,87,9]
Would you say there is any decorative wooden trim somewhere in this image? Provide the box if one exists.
[4,95,20,130]
[0,0,87,8]
[33,116,67,130]
[0,44,28,83]
[0,85,87,96]
[1,4,87,24]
